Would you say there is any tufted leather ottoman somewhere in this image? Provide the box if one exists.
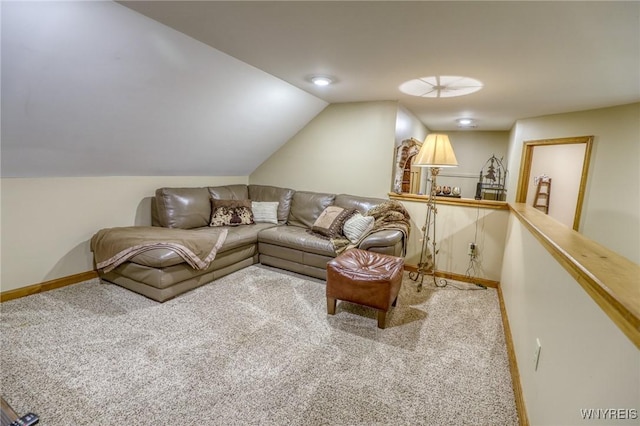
[326,248,404,329]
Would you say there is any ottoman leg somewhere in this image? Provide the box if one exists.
[327,297,336,315]
[377,311,387,329]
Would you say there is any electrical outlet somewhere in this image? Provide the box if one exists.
[468,242,477,257]
[534,338,541,371]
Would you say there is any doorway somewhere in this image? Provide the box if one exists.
[515,135,593,230]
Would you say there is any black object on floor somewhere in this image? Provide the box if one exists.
[1,397,18,426]
[9,413,39,426]
[1,398,38,426]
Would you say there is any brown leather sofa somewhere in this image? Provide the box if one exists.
[96,184,406,302]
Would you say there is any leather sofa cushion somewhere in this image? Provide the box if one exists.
[334,194,385,214]
[155,187,211,229]
[258,244,332,269]
[258,225,336,257]
[128,223,277,268]
[208,184,249,200]
[219,223,276,251]
[287,191,336,229]
[129,248,186,269]
[114,245,257,289]
[248,185,295,224]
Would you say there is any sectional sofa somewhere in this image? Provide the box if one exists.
[91,184,408,302]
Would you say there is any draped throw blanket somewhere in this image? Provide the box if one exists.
[91,227,228,273]
[331,200,411,255]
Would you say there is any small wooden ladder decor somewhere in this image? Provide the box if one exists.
[533,177,551,214]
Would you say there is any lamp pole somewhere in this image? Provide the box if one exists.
[409,133,458,291]
[409,167,443,290]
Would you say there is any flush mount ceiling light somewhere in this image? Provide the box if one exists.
[456,118,477,128]
[399,76,483,98]
[311,76,333,86]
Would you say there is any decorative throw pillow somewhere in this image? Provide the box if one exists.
[210,199,254,226]
[342,212,375,243]
[311,206,353,238]
[251,201,279,224]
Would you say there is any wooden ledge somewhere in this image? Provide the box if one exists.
[509,203,640,349]
[389,192,508,209]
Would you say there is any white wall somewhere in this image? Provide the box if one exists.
[249,100,509,281]
[506,103,640,263]
[436,131,510,200]
[400,200,508,282]
[393,105,429,193]
[501,213,639,425]
[526,143,586,228]
[0,176,247,292]
[395,104,429,146]
[250,101,398,198]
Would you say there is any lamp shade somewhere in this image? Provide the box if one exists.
[413,134,458,167]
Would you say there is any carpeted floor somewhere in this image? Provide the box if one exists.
[1,265,518,425]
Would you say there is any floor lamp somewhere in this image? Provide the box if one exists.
[409,134,458,290]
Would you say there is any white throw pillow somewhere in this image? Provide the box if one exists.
[251,201,279,224]
[342,212,375,244]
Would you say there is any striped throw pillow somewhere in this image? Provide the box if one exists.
[252,201,279,224]
[342,212,375,243]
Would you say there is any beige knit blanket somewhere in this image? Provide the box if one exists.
[91,226,227,273]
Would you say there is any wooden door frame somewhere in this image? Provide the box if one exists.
[515,135,594,231]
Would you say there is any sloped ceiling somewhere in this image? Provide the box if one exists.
[1,1,328,177]
[120,1,640,131]
[3,1,639,178]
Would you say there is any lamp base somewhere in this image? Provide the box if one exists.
[410,268,448,291]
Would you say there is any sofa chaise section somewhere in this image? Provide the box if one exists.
[99,224,274,302]
[97,185,293,302]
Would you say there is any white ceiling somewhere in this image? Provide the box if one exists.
[3,1,638,178]
[120,1,640,131]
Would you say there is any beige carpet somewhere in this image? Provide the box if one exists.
[1,265,518,425]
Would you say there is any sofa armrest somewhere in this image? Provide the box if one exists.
[358,229,404,250]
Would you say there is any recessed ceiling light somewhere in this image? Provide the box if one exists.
[399,76,483,98]
[311,76,333,86]
[456,118,477,128]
